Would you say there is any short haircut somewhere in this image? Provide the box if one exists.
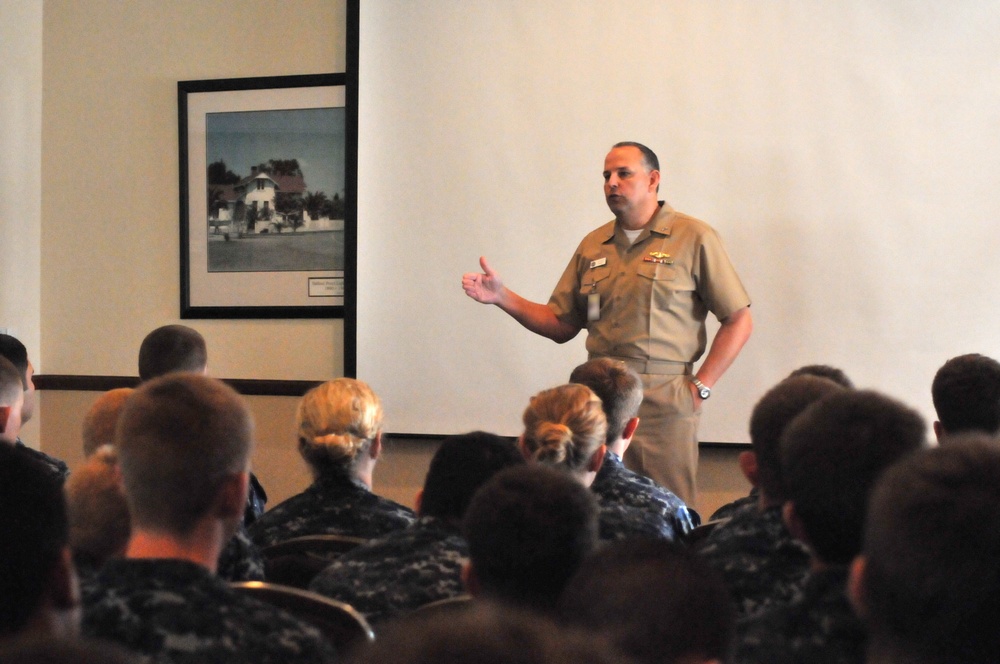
[521,383,607,473]
[0,356,23,406]
[862,437,1000,664]
[931,353,1000,436]
[780,389,926,564]
[419,431,524,521]
[748,375,846,502]
[463,465,599,611]
[612,141,660,173]
[81,388,134,457]
[0,334,29,389]
[787,364,854,388]
[559,539,735,664]
[115,374,253,535]
[569,358,643,445]
[347,601,622,664]
[296,378,382,476]
[137,325,207,381]
[0,444,69,636]
[66,446,131,567]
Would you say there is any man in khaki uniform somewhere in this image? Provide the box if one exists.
[462,142,752,505]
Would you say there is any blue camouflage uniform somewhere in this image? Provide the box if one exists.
[217,522,266,582]
[248,472,415,549]
[591,450,700,536]
[82,558,336,664]
[733,565,866,664]
[16,439,69,483]
[598,501,678,542]
[695,501,810,618]
[309,515,467,626]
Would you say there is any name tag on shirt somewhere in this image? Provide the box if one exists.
[589,257,607,269]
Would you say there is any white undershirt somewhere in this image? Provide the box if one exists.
[623,228,643,244]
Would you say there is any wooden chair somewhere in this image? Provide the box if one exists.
[413,593,473,617]
[231,581,374,652]
[261,535,369,588]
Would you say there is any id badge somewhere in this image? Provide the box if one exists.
[587,292,600,322]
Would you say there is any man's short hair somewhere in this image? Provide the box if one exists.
[612,141,660,173]
[559,539,735,664]
[569,358,643,445]
[463,464,599,611]
[0,444,69,636]
[0,334,29,390]
[931,353,1000,436]
[419,431,524,522]
[81,388,134,457]
[787,364,854,388]
[749,375,846,502]
[780,389,926,564]
[861,437,1000,664]
[137,325,208,381]
[115,374,253,535]
[0,356,23,406]
[66,446,131,568]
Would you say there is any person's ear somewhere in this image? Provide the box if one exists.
[215,471,249,520]
[370,432,383,460]
[622,417,640,442]
[738,451,760,486]
[933,420,943,443]
[413,488,423,515]
[648,168,661,192]
[461,560,481,597]
[0,405,9,433]
[847,555,869,620]
[587,444,607,473]
[782,501,809,545]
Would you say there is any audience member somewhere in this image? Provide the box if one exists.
[849,437,1000,664]
[0,335,69,481]
[81,374,335,663]
[136,324,265,580]
[930,353,1000,441]
[570,358,699,535]
[345,601,624,664]
[462,464,599,613]
[249,378,414,549]
[80,388,133,457]
[735,390,926,664]
[560,539,735,664]
[65,446,131,580]
[0,443,80,639]
[310,431,523,626]
[696,375,845,618]
[521,383,673,541]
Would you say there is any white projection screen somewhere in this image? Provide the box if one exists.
[355,2,1000,442]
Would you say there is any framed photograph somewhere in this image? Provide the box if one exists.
[179,73,354,318]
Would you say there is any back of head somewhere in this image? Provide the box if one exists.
[137,325,207,381]
[81,388,134,457]
[66,446,131,567]
[463,464,599,611]
[559,539,735,664]
[420,431,524,521]
[749,375,846,502]
[521,384,607,472]
[780,389,926,564]
[0,355,23,407]
[0,444,69,636]
[569,358,642,445]
[115,374,253,536]
[0,334,29,388]
[347,601,622,664]
[931,353,1000,437]
[787,364,854,388]
[861,437,1000,664]
[296,378,382,476]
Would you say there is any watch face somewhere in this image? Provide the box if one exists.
[699,387,711,399]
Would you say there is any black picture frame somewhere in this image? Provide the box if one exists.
[178,70,357,320]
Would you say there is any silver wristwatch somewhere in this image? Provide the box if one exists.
[691,377,711,400]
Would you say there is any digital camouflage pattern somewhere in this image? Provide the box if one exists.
[309,515,467,625]
[695,501,810,618]
[247,473,415,549]
[216,523,265,582]
[592,451,700,536]
[597,500,678,542]
[82,558,336,664]
[733,566,866,664]
[16,439,69,483]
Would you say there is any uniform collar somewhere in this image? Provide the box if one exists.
[602,201,674,245]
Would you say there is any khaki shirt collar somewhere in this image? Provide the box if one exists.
[602,201,674,245]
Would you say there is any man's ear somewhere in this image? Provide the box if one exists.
[738,451,760,486]
[782,501,810,545]
[0,405,10,433]
[587,444,607,473]
[933,420,943,443]
[622,417,640,442]
[370,431,383,460]
[847,555,869,620]
[215,471,250,520]
[461,560,481,597]
[648,168,661,192]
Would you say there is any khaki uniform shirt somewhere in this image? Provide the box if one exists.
[547,202,750,365]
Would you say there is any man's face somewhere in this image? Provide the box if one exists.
[21,361,35,424]
[603,146,659,221]
[0,391,24,444]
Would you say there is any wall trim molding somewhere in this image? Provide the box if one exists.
[34,374,320,397]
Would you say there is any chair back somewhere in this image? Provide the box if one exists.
[231,581,374,652]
